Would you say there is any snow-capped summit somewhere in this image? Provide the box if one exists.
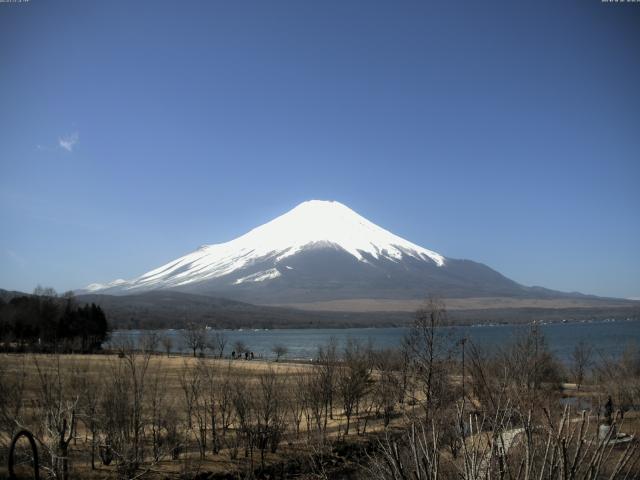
[85,200,444,293]
[212,199,445,266]
[82,200,530,303]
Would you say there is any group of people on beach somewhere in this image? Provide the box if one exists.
[231,350,254,360]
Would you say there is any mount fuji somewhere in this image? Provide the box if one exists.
[82,200,580,305]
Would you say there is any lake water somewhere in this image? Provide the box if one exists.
[107,319,640,363]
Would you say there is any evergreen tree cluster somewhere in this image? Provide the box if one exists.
[0,287,109,353]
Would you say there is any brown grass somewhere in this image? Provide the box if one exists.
[0,353,409,479]
[270,296,638,312]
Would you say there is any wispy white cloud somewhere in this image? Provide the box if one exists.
[58,132,79,152]
[6,249,26,267]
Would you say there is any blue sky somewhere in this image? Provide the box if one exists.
[1,1,638,299]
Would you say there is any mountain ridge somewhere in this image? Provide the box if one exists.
[80,200,608,304]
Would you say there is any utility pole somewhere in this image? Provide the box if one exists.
[460,337,467,402]
[459,337,467,438]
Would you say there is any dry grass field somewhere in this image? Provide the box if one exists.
[0,352,415,479]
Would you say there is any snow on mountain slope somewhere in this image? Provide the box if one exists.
[86,200,445,293]
[85,279,128,292]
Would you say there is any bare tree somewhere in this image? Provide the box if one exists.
[148,364,173,462]
[255,368,287,468]
[368,404,640,480]
[179,360,200,431]
[570,340,593,390]
[192,361,209,460]
[501,324,562,412]
[337,339,372,435]
[304,367,327,438]
[32,355,78,480]
[368,419,440,480]
[0,357,26,464]
[217,362,236,436]
[182,323,206,357]
[406,297,452,417]
[467,341,502,416]
[372,348,403,428]
[100,362,131,468]
[76,363,103,470]
[201,361,221,454]
[289,370,308,438]
[233,340,248,357]
[141,331,160,354]
[161,334,173,357]
[231,376,256,469]
[594,342,640,418]
[272,344,288,362]
[210,331,227,358]
[100,344,151,477]
[33,285,58,298]
[317,337,338,427]
[122,347,151,474]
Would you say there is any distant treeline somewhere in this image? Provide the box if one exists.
[0,286,109,353]
[74,291,640,331]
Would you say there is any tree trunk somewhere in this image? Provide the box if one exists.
[91,432,96,470]
[211,408,219,454]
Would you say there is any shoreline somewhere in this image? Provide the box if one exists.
[102,319,640,364]
[109,316,640,332]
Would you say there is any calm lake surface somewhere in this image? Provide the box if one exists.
[108,319,640,363]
